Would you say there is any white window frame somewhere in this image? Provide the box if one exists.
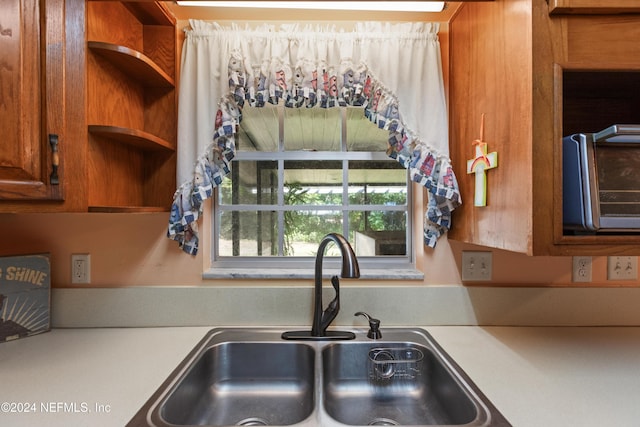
[206,106,423,280]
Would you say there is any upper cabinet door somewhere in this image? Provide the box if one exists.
[549,0,640,14]
[0,0,86,211]
[0,0,63,202]
[449,0,640,256]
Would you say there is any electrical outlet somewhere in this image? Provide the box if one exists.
[607,256,638,281]
[71,254,91,284]
[461,251,492,281]
[572,256,592,283]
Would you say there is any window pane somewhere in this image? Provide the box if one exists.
[346,107,389,152]
[284,107,341,151]
[284,160,343,205]
[220,161,278,205]
[214,103,412,265]
[348,161,407,205]
[350,211,407,256]
[218,210,278,256]
[237,105,278,152]
[349,210,406,233]
[284,210,343,256]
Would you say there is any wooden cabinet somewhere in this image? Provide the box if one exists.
[549,0,640,14]
[0,0,85,210]
[0,0,176,213]
[86,1,176,212]
[448,0,640,256]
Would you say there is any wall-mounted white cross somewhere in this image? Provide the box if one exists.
[466,114,498,207]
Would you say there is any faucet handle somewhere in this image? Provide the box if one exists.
[355,311,382,339]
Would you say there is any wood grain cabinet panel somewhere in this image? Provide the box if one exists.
[449,0,640,256]
[0,0,79,207]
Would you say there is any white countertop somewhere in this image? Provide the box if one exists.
[1,326,640,427]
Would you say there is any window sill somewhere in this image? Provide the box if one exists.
[203,268,424,280]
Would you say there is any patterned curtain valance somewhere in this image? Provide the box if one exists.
[168,21,461,255]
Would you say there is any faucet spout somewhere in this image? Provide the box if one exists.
[282,233,360,341]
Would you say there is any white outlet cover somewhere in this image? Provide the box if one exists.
[572,256,592,283]
[71,254,91,284]
[461,251,492,281]
[607,256,638,281]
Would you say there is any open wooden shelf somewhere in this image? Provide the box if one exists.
[88,125,175,152]
[88,41,174,88]
[88,206,169,213]
[86,1,177,213]
[123,1,175,26]
[549,0,640,14]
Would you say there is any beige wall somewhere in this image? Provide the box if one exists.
[0,210,595,288]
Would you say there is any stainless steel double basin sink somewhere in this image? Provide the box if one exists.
[127,328,510,427]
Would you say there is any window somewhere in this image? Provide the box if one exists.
[211,104,413,272]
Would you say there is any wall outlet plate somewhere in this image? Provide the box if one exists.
[461,251,492,281]
[71,254,91,284]
[572,256,592,283]
[607,256,638,281]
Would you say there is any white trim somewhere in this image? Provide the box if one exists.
[203,267,424,280]
[175,2,446,13]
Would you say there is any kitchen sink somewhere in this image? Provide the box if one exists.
[323,343,479,426]
[160,342,315,426]
[127,328,510,427]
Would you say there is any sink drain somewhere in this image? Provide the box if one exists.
[368,418,399,426]
[236,417,269,426]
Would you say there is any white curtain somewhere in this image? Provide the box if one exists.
[168,20,461,255]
